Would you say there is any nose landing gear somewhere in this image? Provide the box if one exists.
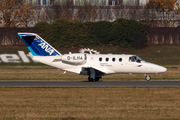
[145,75,151,81]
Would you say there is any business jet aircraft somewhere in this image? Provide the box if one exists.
[18,33,167,81]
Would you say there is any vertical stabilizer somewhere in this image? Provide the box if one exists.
[18,33,61,56]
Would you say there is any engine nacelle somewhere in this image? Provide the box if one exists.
[62,53,87,65]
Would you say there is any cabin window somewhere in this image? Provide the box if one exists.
[112,58,115,62]
[106,58,109,62]
[99,57,102,61]
[119,58,122,62]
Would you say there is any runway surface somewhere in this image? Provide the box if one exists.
[0,80,180,87]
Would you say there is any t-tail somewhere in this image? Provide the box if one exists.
[18,33,61,56]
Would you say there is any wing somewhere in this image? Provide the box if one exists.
[92,67,115,74]
[80,66,115,77]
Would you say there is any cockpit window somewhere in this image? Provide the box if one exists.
[129,56,143,63]
[135,56,143,63]
[129,56,135,62]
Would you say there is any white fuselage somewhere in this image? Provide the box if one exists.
[18,33,167,81]
[33,54,167,75]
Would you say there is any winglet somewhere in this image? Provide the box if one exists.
[18,33,61,56]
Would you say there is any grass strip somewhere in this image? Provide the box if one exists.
[0,87,180,120]
[0,66,179,80]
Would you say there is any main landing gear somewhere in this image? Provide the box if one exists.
[88,77,101,82]
[88,67,102,82]
[145,75,151,81]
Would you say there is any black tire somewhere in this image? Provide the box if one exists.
[95,77,100,81]
[145,75,151,81]
[88,77,94,81]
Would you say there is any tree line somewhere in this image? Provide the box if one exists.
[1,25,180,46]
[34,18,148,49]
[0,0,180,27]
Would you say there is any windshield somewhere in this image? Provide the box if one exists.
[135,56,143,62]
[129,56,143,63]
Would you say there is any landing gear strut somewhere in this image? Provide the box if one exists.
[145,75,151,81]
[88,68,102,81]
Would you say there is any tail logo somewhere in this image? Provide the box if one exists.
[38,42,54,55]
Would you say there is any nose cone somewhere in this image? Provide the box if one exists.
[158,66,167,73]
[145,63,167,74]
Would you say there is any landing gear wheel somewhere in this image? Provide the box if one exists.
[95,77,100,81]
[145,75,151,81]
[88,77,94,82]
